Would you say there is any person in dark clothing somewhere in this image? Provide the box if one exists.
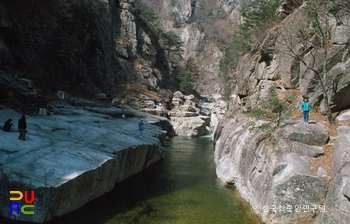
[3,118,13,132]
[18,115,27,141]
[139,119,144,137]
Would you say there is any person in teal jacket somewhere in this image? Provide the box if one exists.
[301,98,311,124]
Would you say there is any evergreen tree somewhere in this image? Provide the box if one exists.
[177,57,199,94]
[247,88,295,127]
[160,30,183,55]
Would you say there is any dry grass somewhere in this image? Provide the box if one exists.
[125,83,160,100]
[289,105,350,183]
[303,110,350,182]
[309,144,334,181]
[307,111,334,180]
[96,82,161,102]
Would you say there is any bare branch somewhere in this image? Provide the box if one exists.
[275,1,339,124]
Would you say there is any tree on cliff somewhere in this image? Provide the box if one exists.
[220,0,280,72]
[276,0,348,125]
[247,87,295,127]
[219,0,280,101]
[239,0,280,49]
[160,30,183,56]
[177,57,199,94]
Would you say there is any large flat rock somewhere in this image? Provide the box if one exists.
[0,104,167,223]
[276,139,324,158]
[283,121,329,146]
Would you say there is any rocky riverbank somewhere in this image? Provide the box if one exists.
[214,108,350,224]
[0,103,168,223]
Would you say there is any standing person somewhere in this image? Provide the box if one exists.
[301,98,311,124]
[3,118,13,132]
[18,115,27,141]
[139,119,144,137]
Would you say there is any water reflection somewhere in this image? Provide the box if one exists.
[46,137,261,224]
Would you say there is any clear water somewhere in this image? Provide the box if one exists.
[47,136,262,224]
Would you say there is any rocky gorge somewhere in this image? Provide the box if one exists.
[1,0,350,223]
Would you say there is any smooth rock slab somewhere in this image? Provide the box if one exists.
[0,105,166,223]
[283,121,329,146]
[315,126,350,224]
[214,110,327,224]
[332,126,350,176]
[276,139,324,158]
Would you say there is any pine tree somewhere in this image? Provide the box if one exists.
[177,57,199,94]
[248,88,295,127]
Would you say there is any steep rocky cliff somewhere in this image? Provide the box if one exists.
[233,1,350,114]
[0,0,175,107]
[214,1,350,223]
[2,0,350,223]
[0,0,243,138]
[0,0,243,108]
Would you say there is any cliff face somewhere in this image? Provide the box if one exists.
[3,0,348,112]
[214,1,350,223]
[0,0,244,106]
[214,109,329,223]
[233,1,350,114]
[314,126,350,224]
[0,0,175,105]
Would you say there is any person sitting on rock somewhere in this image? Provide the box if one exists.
[3,118,14,132]
[18,115,27,141]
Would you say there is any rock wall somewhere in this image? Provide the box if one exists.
[234,2,350,114]
[0,0,246,107]
[0,0,174,102]
[212,1,350,223]
[214,109,329,223]
[314,126,350,224]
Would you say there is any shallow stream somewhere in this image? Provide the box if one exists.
[48,136,262,224]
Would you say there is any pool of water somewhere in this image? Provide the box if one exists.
[47,136,262,224]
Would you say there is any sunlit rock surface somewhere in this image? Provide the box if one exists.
[283,121,329,146]
[0,104,166,223]
[168,92,226,137]
[214,109,328,224]
[315,126,350,224]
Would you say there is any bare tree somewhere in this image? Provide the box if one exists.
[276,0,349,125]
